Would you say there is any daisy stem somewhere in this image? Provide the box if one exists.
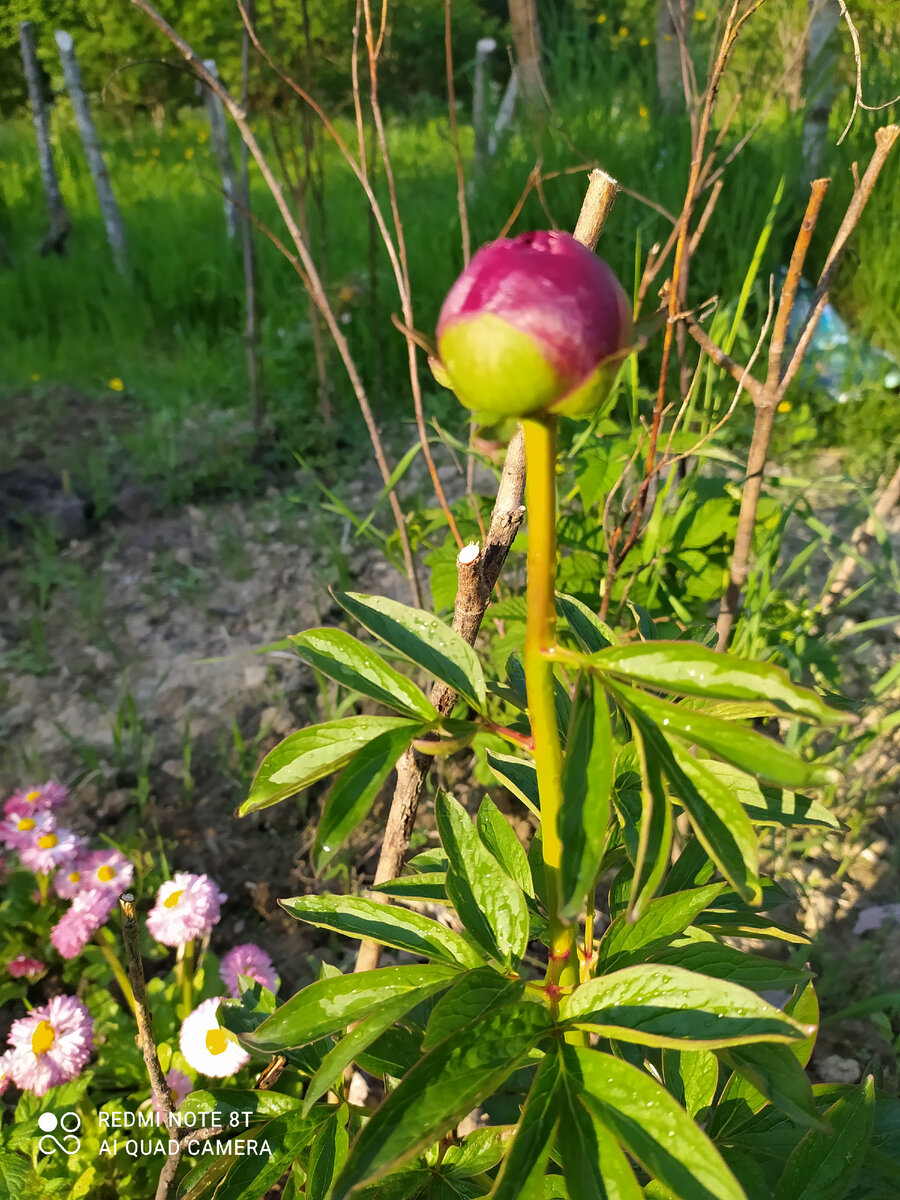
[178,939,195,1014]
[521,417,578,994]
[37,872,49,904]
[95,927,136,1016]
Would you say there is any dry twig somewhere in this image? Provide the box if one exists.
[354,429,527,974]
[120,895,178,1200]
[817,461,900,621]
[835,1,900,144]
[131,0,422,605]
[688,126,898,649]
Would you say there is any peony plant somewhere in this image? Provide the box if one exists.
[152,232,888,1200]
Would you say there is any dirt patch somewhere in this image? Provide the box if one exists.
[1,445,898,1048]
[0,486,411,989]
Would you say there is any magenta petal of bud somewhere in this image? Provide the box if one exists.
[436,231,631,420]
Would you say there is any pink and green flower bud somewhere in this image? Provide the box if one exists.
[433,230,632,420]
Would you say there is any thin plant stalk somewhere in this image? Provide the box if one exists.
[120,895,179,1200]
[95,927,136,1016]
[177,938,195,1014]
[522,416,576,991]
[129,0,421,605]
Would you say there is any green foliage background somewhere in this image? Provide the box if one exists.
[0,0,501,115]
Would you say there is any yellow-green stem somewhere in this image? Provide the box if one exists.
[95,928,136,1016]
[178,939,195,1015]
[522,417,577,992]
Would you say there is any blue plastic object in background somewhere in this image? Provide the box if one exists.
[785,276,900,403]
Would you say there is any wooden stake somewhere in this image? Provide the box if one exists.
[19,22,70,257]
[472,37,496,177]
[54,30,128,275]
[238,12,264,435]
[201,60,239,240]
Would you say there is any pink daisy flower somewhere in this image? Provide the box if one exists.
[151,1068,194,1123]
[17,813,85,875]
[146,874,225,946]
[1,812,42,851]
[50,888,118,959]
[0,1049,13,1096]
[7,995,94,1097]
[179,998,249,1077]
[54,848,133,901]
[7,956,46,979]
[81,848,134,894]
[220,943,279,998]
[4,782,68,820]
[54,856,91,900]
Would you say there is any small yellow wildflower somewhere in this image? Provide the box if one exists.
[109,378,124,392]
[777,400,792,414]
[639,105,650,119]
[197,129,209,143]
[31,372,41,382]
[664,33,672,41]
[640,36,650,46]
[152,147,160,157]
[184,146,195,160]
[596,13,607,23]
[694,9,708,20]
[619,25,629,37]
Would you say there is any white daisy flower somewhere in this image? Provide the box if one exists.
[179,998,249,1078]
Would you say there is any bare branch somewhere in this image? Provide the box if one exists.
[715,129,896,649]
[765,177,830,391]
[131,0,422,604]
[119,895,179,1200]
[782,125,898,393]
[572,169,619,251]
[354,428,527,974]
[817,461,900,619]
[835,1,900,145]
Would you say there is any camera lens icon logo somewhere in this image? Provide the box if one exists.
[38,1110,82,1155]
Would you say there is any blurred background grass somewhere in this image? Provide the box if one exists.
[0,0,896,513]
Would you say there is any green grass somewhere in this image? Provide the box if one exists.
[0,26,897,509]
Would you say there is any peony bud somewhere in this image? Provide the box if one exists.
[433,230,631,419]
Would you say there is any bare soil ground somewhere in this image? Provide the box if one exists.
[0,483,412,992]
[1,441,898,1085]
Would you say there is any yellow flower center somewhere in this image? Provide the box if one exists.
[32,1020,56,1055]
[69,871,81,883]
[97,865,116,882]
[18,818,36,832]
[26,790,41,802]
[38,834,58,849]
[164,889,184,909]
[206,1028,228,1056]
